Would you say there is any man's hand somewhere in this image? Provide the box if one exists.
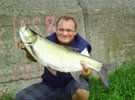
[80,61,92,77]
[17,39,26,50]
[17,39,37,62]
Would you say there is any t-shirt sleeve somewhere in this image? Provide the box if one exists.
[80,47,90,57]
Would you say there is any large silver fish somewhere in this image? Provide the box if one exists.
[19,25,110,87]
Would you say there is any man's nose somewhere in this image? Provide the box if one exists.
[63,30,68,35]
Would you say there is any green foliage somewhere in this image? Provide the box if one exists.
[1,93,14,100]
[89,59,135,100]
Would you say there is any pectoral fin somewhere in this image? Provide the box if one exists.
[70,71,82,82]
[47,66,57,76]
[29,45,38,59]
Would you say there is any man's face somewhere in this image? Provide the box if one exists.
[56,19,76,45]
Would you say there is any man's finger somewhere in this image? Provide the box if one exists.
[80,60,88,69]
[17,39,26,50]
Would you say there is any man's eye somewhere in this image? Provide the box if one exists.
[59,29,64,31]
[66,29,72,32]
[58,29,74,33]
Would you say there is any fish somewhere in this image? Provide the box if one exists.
[19,25,112,88]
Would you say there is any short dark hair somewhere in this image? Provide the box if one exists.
[56,16,77,30]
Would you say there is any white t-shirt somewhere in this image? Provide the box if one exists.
[80,47,90,57]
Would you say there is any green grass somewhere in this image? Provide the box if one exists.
[1,59,135,100]
[1,93,14,100]
[89,59,135,100]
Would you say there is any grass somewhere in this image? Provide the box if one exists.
[1,59,135,100]
[1,93,14,100]
[89,59,135,100]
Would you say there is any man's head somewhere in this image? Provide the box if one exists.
[56,16,77,45]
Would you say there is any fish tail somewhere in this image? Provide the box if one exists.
[98,67,109,88]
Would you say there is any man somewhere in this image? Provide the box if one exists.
[16,16,92,100]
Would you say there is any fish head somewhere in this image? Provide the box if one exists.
[19,25,37,45]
